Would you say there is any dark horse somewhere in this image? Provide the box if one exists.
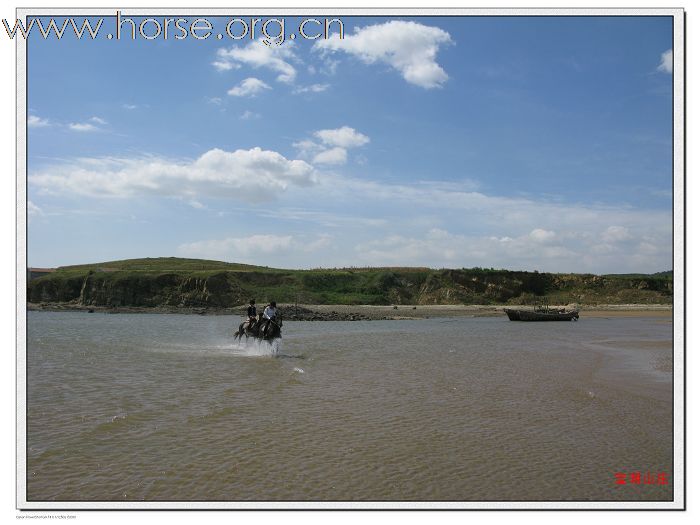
[234,313,283,341]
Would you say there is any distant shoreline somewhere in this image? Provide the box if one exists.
[27,302,673,320]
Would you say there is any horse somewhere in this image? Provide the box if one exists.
[260,317,283,340]
[234,312,263,340]
[234,313,283,341]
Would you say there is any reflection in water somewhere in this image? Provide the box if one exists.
[27,311,673,501]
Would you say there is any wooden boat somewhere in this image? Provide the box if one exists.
[504,308,579,322]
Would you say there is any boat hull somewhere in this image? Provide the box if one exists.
[504,308,579,321]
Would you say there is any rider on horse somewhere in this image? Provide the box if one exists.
[261,301,279,337]
[234,300,281,340]
[246,299,257,330]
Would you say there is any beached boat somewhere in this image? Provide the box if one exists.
[504,308,579,322]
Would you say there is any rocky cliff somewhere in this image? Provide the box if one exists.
[27,259,673,309]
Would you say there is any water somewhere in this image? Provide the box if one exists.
[26,311,673,502]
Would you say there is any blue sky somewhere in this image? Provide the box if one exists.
[26,15,674,273]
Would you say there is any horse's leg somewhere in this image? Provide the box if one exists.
[238,321,252,341]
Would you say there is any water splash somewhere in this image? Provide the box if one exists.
[229,338,281,357]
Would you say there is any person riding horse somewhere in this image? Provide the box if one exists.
[233,300,282,340]
[233,299,259,340]
[246,299,257,330]
[260,301,279,338]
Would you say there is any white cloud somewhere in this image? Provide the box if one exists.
[601,225,632,243]
[305,234,333,252]
[68,122,99,132]
[227,77,271,97]
[294,126,370,167]
[657,49,672,74]
[240,110,260,120]
[353,224,661,273]
[179,234,293,260]
[293,139,325,158]
[529,229,556,243]
[212,60,240,72]
[177,233,331,261]
[304,171,671,273]
[321,58,339,76]
[314,126,370,148]
[29,147,317,202]
[122,103,139,110]
[312,147,347,165]
[207,97,223,105]
[27,201,43,217]
[214,42,297,83]
[293,83,330,94]
[187,200,206,209]
[28,115,50,128]
[68,116,107,132]
[314,20,452,88]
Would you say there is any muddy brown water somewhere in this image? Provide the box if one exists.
[26,311,673,501]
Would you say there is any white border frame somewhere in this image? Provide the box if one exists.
[15,6,685,511]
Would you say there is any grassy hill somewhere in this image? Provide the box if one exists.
[27,257,673,308]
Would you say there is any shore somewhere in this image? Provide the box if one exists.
[304,303,672,319]
[27,302,672,320]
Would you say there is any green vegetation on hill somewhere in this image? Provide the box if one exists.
[54,257,270,275]
[27,257,673,308]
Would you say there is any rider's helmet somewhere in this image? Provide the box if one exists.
[250,299,255,305]
[270,301,277,307]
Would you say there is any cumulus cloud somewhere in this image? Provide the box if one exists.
[68,116,107,132]
[179,234,294,259]
[529,229,556,243]
[293,83,330,94]
[657,49,672,74]
[601,225,632,243]
[68,122,99,132]
[177,233,332,261]
[227,77,271,97]
[292,139,324,158]
[214,42,297,83]
[353,224,664,273]
[305,171,671,273]
[28,115,50,128]
[314,126,370,148]
[312,146,347,165]
[296,126,370,166]
[212,59,239,72]
[314,20,452,88]
[29,147,317,202]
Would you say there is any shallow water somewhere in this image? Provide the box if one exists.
[26,311,673,501]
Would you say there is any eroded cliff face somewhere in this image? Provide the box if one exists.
[27,275,84,303]
[29,272,247,308]
[27,267,673,308]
